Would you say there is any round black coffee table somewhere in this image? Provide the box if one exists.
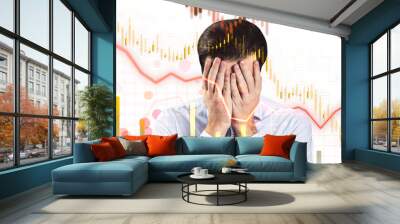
[177,173,255,206]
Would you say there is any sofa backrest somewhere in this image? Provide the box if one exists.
[235,137,264,155]
[73,139,100,163]
[177,136,236,155]
[74,136,301,160]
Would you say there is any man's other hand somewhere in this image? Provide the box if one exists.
[202,57,232,137]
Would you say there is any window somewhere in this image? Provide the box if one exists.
[74,69,89,118]
[19,117,49,165]
[75,18,89,70]
[0,34,13,113]
[42,85,46,97]
[20,0,49,49]
[35,84,40,95]
[53,59,72,117]
[391,24,400,70]
[28,81,34,94]
[53,119,72,158]
[0,116,13,170]
[0,53,8,89]
[0,0,14,31]
[35,70,40,81]
[28,67,34,80]
[370,23,400,153]
[0,54,7,67]
[0,71,6,85]
[53,0,72,60]
[0,1,91,170]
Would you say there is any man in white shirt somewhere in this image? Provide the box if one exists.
[151,18,312,143]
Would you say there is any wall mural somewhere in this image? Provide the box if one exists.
[116,0,342,163]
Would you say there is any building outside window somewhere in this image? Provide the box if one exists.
[0,71,6,85]
[28,66,34,80]
[28,81,34,94]
[0,54,7,88]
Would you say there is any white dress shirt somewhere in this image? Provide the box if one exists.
[151,96,312,143]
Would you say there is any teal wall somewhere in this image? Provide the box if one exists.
[0,0,116,200]
[343,0,400,171]
[0,158,72,199]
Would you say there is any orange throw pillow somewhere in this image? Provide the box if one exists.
[91,142,117,162]
[101,137,127,158]
[124,135,148,141]
[259,134,296,159]
[146,134,178,157]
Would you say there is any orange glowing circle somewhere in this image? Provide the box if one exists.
[144,91,153,100]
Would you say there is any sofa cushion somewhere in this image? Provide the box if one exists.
[259,134,296,159]
[115,155,150,163]
[148,154,235,172]
[119,138,147,156]
[91,142,118,161]
[101,137,127,158]
[236,155,293,172]
[146,134,178,157]
[52,158,147,183]
[179,137,235,155]
[235,137,264,155]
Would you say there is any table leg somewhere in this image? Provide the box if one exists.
[195,184,197,192]
[216,184,219,206]
[245,183,247,201]
[187,184,190,202]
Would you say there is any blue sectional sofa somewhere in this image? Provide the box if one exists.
[52,137,307,196]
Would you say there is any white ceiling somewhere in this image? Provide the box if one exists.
[166,0,384,38]
[225,0,353,23]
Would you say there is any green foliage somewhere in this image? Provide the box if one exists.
[79,84,114,140]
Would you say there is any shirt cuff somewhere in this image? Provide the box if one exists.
[200,130,213,137]
[249,131,263,137]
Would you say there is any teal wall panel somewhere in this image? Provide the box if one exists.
[0,158,72,199]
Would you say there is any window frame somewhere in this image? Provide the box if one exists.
[370,20,400,154]
[0,0,91,171]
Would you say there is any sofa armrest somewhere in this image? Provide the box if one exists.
[73,140,100,163]
[289,141,307,181]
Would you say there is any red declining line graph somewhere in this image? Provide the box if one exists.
[293,106,341,129]
[116,44,202,83]
[117,44,341,129]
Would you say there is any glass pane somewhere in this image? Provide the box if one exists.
[391,120,400,153]
[372,121,388,151]
[53,119,72,157]
[372,77,387,119]
[0,0,14,31]
[74,69,89,118]
[392,24,400,70]
[74,18,89,69]
[53,0,72,60]
[391,72,400,117]
[20,44,49,115]
[75,120,88,143]
[0,116,13,170]
[53,59,72,117]
[372,33,387,76]
[20,117,49,165]
[0,34,14,112]
[20,0,49,49]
